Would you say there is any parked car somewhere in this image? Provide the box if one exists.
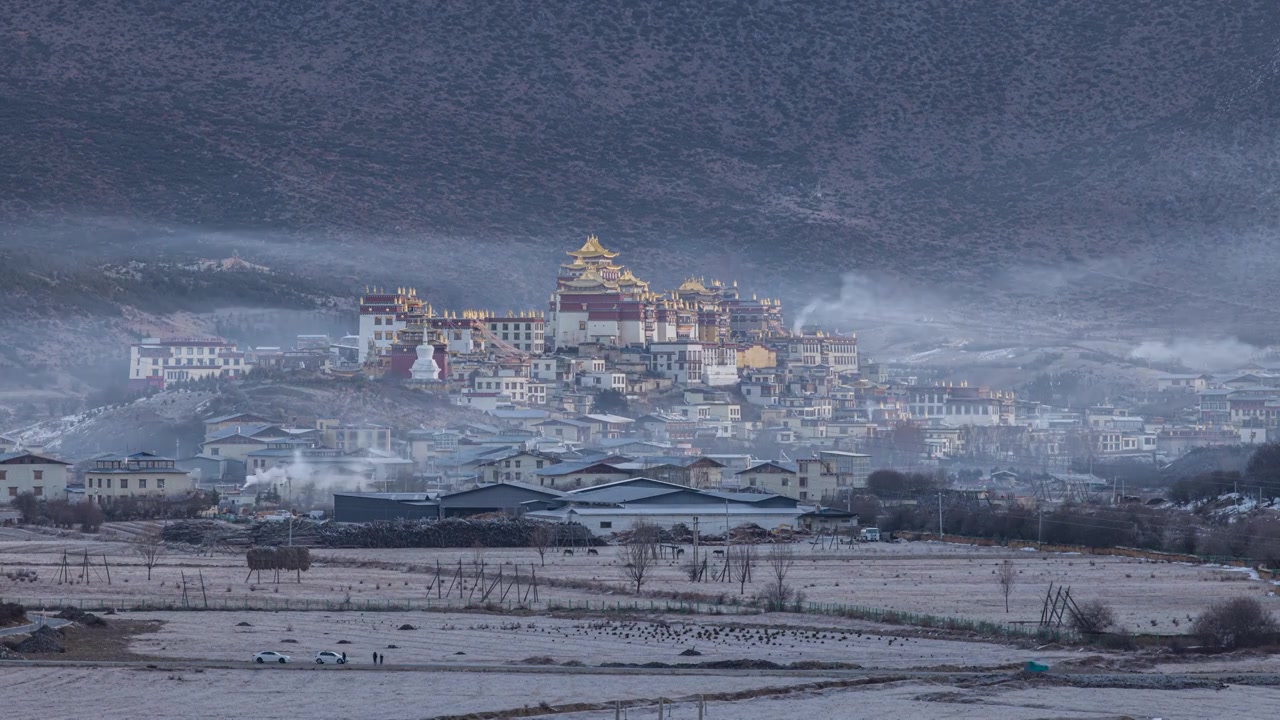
[253,651,291,664]
[314,651,347,665]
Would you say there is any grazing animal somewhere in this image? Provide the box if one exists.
[587,548,599,556]
[712,550,724,557]
[563,549,574,556]
[675,548,685,557]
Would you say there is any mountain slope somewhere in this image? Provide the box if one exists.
[4,1,1280,334]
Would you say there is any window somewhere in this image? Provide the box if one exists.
[211,447,220,456]
[579,321,587,330]
[599,521,612,529]
[374,317,382,325]
[138,479,146,489]
[7,487,15,497]
[120,479,128,490]
[106,478,112,489]
[157,479,165,489]
[33,470,43,480]
[0,470,5,480]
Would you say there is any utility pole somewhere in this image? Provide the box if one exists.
[1038,509,1043,549]
[692,516,700,580]
[937,492,943,537]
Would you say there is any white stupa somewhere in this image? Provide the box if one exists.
[410,342,440,382]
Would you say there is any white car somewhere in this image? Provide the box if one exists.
[253,651,291,664]
[314,651,347,665]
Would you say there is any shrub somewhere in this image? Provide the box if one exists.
[0,602,26,626]
[1192,597,1279,650]
[1071,600,1118,634]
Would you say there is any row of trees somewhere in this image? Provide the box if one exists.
[245,546,313,583]
[10,493,104,532]
[879,499,1280,567]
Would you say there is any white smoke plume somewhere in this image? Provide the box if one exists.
[791,271,943,335]
[1129,337,1265,371]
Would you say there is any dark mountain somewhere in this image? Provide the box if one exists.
[4,1,1280,337]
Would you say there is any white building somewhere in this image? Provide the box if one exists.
[1,452,71,503]
[83,452,195,505]
[702,345,739,386]
[357,288,420,363]
[579,371,627,392]
[128,337,251,389]
[649,341,703,385]
[785,333,858,372]
[472,373,530,404]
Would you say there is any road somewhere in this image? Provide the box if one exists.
[0,615,71,637]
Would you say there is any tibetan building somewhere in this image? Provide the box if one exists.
[549,235,675,349]
[548,235,786,350]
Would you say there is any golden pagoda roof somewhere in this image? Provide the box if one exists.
[566,234,619,259]
[678,278,709,293]
[615,269,649,287]
[562,265,616,290]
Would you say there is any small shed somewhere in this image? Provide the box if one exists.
[797,507,858,533]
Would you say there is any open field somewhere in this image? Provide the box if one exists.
[121,609,1093,669]
[552,681,1280,720]
[1,664,839,720]
[5,524,1280,719]
[4,658,1280,720]
[4,528,1274,633]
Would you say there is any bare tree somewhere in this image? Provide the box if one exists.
[134,529,164,581]
[761,543,795,611]
[620,521,658,594]
[729,545,756,595]
[530,524,556,567]
[996,560,1016,613]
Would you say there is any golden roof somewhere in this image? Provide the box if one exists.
[678,277,709,293]
[566,234,619,259]
[615,269,649,287]
[562,265,616,290]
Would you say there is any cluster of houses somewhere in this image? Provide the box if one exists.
[1,437,198,516]
[62,235,1276,528]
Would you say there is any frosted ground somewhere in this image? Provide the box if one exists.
[2,530,1271,632]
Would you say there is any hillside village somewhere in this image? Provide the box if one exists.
[3,236,1279,533]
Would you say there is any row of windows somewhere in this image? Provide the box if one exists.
[7,486,43,496]
[0,470,41,480]
[372,316,396,325]
[94,461,174,470]
[89,477,165,489]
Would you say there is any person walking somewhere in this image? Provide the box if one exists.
[341,651,347,664]
[372,651,377,664]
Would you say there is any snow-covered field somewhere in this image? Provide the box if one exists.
[2,535,1273,632]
